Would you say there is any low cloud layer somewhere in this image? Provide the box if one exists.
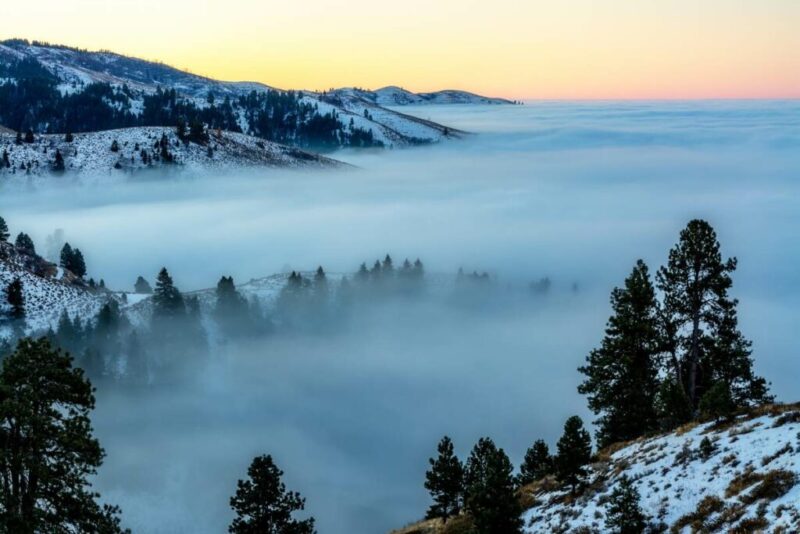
[1,100,798,533]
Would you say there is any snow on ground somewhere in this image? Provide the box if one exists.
[0,127,343,182]
[522,407,800,533]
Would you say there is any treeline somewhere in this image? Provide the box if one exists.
[0,57,382,151]
[417,219,772,533]
[0,337,316,532]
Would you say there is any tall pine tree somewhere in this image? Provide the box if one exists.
[605,475,647,534]
[657,220,769,410]
[424,436,464,522]
[517,439,553,486]
[578,260,661,447]
[463,437,522,534]
[229,455,315,534]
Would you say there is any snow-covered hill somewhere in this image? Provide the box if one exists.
[0,127,342,180]
[0,241,106,338]
[0,40,461,147]
[367,86,515,106]
[393,406,800,534]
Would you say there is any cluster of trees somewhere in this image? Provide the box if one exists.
[579,220,770,448]
[422,416,593,533]
[0,336,316,533]
[0,56,382,152]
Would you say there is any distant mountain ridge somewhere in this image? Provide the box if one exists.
[371,86,517,106]
[0,39,465,153]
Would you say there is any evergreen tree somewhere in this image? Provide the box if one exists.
[0,338,127,533]
[698,381,735,422]
[14,232,35,255]
[152,267,185,319]
[657,220,769,410]
[0,216,8,242]
[424,436,464,522]
[463,437,522,534]
[555,416,592,494]
[517,439,553,486]
[214,276,253,339]
[655,377,693,431]
[53,148,65,172]
[24,129,34,143]
[578,260,661,447]
[605,476,647,534]
[229,455,315,534]
[5,278,25,320]
[71,248,87,278]
[134,276,153,294]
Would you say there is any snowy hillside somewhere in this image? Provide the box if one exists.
[395,406,800,534]
[0,242,105,338]
[0,40,461,148]
[367,86,515,106]
[0,127,342,180]
[522,406,800,533]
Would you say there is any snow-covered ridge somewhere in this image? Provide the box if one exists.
[524,406,800,533]
[367,86,516,106]
[0,242,106,338]
[0,40,464,147]
[0,127,343,180]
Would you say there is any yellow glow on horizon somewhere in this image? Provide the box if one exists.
[2,0,798,99]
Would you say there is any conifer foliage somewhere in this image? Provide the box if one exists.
[578,260,661,447]
[424,436,464,521]
[517,439,553,486]
[555,416,592,494]
[463,438,522,534]
[229,455,315,534]
[0,338,127,533]
[604,475,647,534]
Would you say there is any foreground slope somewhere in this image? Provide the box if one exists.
[394,406,800,534]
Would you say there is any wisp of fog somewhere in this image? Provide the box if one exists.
[0,100,798,534]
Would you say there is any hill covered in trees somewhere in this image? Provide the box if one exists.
[0,39,461,154]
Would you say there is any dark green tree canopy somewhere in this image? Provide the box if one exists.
[463,437,522,534]
[555,416,592,494]
[229,454,315,534]
[605,475,647,534]
[0,216,8,242]
[579,260,662,447]
[424,436,464,521]
[0,338,127,533]
[14,233,35,255]
[517,439,553,486]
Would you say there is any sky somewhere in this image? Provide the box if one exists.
[2,0,799,99]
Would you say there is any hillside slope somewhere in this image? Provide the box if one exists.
[0,127,342,179]
[393,406,800,534]
[371,86,516,106]
[0,40,459,148]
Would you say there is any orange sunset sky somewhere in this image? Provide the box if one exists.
[3,0,799,99]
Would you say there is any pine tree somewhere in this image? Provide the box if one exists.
[605,476,647,534]
[152,267,185,319]
[0,338,127,533]
[71,248,87,278]
[14,233,35,255]
[24,129,34,143]
[578,260,661,447]
[698,381,735,422]
[424,436,464,521]
[517,439,553,486]
[555,416,592,494]
[0,216,8,242]
[53,148,65,172]
[657,220,769,409]
[463,437,523,534]
[5,278,25,320]
[229,455,315,534]
[655,377,693,431]
[134,276,153,294]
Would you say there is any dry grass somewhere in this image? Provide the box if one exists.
[725,468,797,505]
[671,495,725,533]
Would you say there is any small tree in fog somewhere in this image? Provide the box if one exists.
[134,276,153,294]
[424,436,464,521]
[0,216,9,242]
[229,455,315,534]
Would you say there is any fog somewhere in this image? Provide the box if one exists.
[1,100,798,533]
